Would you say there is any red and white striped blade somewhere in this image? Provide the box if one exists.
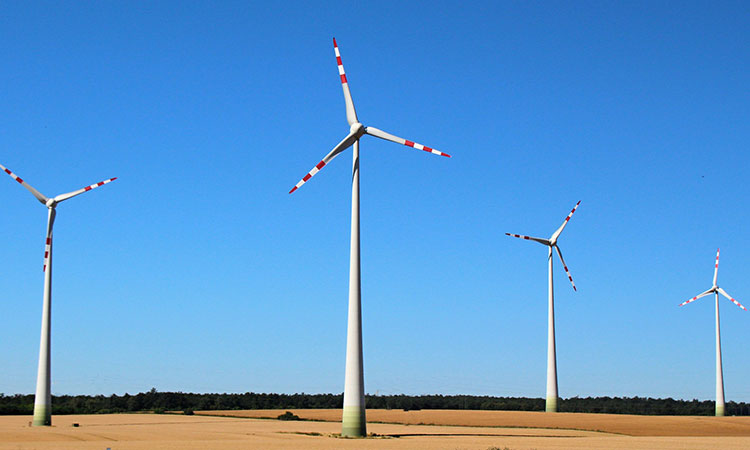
[505,233,550,245]
[551,201,581,242]
[678,288,713,307]
[54,177,118,203]
[289,131,358,194]
[718,287,747,311]
[554,245,576,291]
[713,248,720,286]
[365,126,450,157]
[0,163,48,204]
[333,38,358,126]
[43,209,56,272]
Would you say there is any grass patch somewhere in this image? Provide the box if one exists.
[277,411,302,421]
[283,431,323,436]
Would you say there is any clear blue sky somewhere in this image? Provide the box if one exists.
[1,1,749,402]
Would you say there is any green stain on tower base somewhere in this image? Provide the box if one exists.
[341,406,366,437]
[716,404,725,417]
[32,405,51,426]
[546,396,558,413]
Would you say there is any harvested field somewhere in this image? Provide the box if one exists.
[200,408,750,436]
[0,412,748,449]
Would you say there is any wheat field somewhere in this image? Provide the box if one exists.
[2,410,750,449]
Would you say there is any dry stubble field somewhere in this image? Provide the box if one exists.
[2,410,750,449]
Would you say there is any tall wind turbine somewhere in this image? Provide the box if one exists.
[679,248,746,416]
[289,38,449,437]
[1,163,116,426]
[506,201,580,413]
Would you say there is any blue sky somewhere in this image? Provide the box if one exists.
[1,1,749,402]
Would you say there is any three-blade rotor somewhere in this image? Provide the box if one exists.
[1,163,117,208]
[506,201,581,291]
[679,248,746,311]
[289,38,450,194]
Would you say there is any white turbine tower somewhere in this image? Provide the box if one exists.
[1,163,116,426]
[679,248,746,416]
[289,38,449,437]
[506,201,580,413]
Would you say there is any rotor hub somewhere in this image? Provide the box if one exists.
[350,122,365,137]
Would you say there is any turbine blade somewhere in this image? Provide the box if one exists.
[550,201,581,242]
[333,38,358,126]
[54,177,117,203]
[0,163,48,204]
[718,287,747,311]
[679,288,714,307]
[43,209,56,272]
[289,131,358,194]
[365,126,450,158]
[555,245,576,291]
[713,248,720,286]
[505,233,550,246]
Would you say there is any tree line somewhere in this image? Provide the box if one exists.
[1,390,748,416]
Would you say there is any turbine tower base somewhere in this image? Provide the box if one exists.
[32,405,51,426]
[342,406,366,437]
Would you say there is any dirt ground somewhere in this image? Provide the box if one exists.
[0,411,749,450]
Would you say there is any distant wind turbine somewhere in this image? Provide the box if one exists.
[289,38,449,437]
[1,164,116,426]
[679,248,746,416]
[506,201,580,413]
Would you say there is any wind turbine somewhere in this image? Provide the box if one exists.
[679,248,746,416]
[506,201,580,413]
[1,163,116,426]
[289,38,449,437]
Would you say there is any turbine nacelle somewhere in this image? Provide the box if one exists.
[350,122,366,138]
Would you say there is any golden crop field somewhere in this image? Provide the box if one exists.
[200,408,750,436]
[2,411,750,449]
